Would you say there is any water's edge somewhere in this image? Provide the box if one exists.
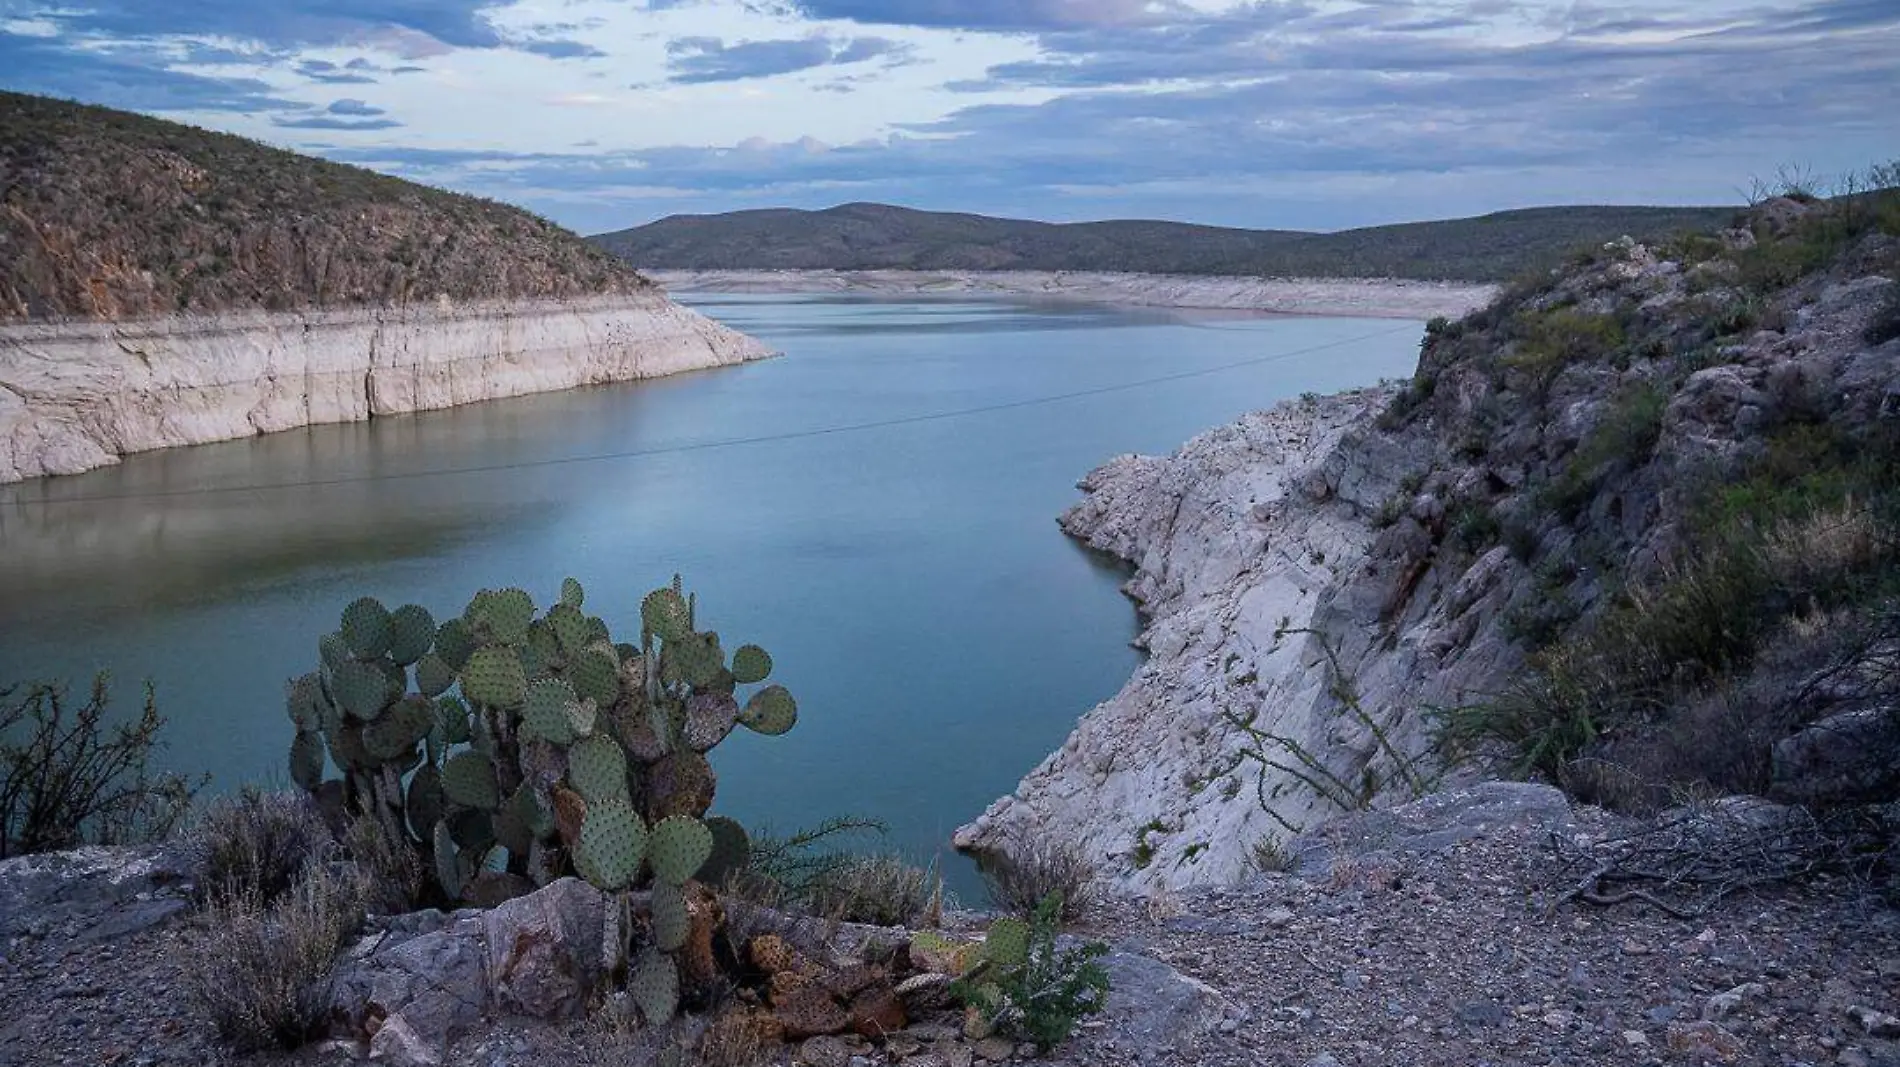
[0,293,771,484]
[647,268,1498,320]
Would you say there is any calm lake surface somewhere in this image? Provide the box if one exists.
[0,295,1422,893]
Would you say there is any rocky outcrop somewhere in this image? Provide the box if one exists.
[958,208,1900,895]
[955,389,1524,893]
[0,292,772,483]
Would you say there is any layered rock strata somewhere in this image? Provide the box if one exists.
[0,293,771,483]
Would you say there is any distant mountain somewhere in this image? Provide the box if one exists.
[591,201,1737,283]
[0,91,646,322]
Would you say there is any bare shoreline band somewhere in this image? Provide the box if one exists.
[645,268,1500,321]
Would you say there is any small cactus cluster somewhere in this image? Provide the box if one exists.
[286,576,795,1024]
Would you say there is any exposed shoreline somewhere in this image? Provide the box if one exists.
[0,293,772,485]
[646,269,1500,320]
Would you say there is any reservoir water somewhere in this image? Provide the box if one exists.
[0,295,1422,893]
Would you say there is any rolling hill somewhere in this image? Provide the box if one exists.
[0,91,647,322]
[591,201,1737,283]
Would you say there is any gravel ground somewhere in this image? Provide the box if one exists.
[3,797,1896,1067]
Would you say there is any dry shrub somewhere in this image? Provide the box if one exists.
[186,860,366,1051]
[190,788,332,906]
[343,812,428,915]
[982,838,1096,921]
[807,853,939,927]
[695,1008,782,1067]
[1,675,201,858]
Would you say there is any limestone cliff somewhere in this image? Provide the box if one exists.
[0,294,770,483]
[957,194,1900,893]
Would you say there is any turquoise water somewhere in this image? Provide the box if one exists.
[0,295,1422,891]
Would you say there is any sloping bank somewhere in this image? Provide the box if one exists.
[0,293,771,484]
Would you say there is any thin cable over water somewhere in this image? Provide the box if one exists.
[2,324,1416,507]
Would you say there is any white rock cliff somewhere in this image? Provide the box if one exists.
[954,388,1523,894]
[0,292,772,483]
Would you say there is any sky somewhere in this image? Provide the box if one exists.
[1,0,1895,235]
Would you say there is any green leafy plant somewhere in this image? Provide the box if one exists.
[952,893,1111,1052]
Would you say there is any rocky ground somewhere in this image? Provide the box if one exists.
[4,783,1897,1067]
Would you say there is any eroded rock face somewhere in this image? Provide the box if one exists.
[955,389,1529,893]
[958,223,1900,895]
[0,293,773,483]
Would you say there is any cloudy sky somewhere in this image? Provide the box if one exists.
[1,0,1895,234]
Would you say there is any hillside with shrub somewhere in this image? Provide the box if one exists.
[1373,174,1900,813]
[591,201,1734,283]
[0,91,647,322]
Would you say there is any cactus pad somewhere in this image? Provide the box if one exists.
[332,660,394,721]
[364,697,433,761]
[641,587,692,643]
[461,646,528,709]
[569,647,621,708]
[473,587,536,645]
[730,645,773,685]
[698,815,751,886]
[609,703,668,763]
[629,951,679,1026]
[448,807,496,852]
[568,735,630,805]
[739,686,797,736]
[547,603,591,656]
[340,597,393,659]
[561,576,585,609]
[524,623,562,678]
[414,654,454,699]
[650,881,690,951]
[325,722,373,773]
[982,918,1031,969]
[521,678,582,744]
[495,785,546,857]
[648,815,713,885]
[319,631,349,673]
[433,820,465,901]
[289,730,326,790]
[646,751,715,821]
[441,751,500,809]
[433,695,472,745]
[433,619,475,670]
[407,764,446,840]
[683,693,739,753]
[387,604,436,666]
[573,800,647,890]
[661,633,722,690]
[286,672,325,730]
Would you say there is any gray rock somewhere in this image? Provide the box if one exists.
[1098,950,1237,1053]
[1771,710,1900,807]
[481,877,606,1019]
[1457,1001,1506,1027]
[369,1014,442,1067]
[1293,782,1574,873]
[332,878,613,1055]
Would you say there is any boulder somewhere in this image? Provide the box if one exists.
[1771,709,1900,807]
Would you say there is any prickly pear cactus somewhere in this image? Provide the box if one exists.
[287,574,785,921]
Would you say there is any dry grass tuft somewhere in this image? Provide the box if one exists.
[185,860,366,1051]
[189,788,332,906]
[981,838,1096,921]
